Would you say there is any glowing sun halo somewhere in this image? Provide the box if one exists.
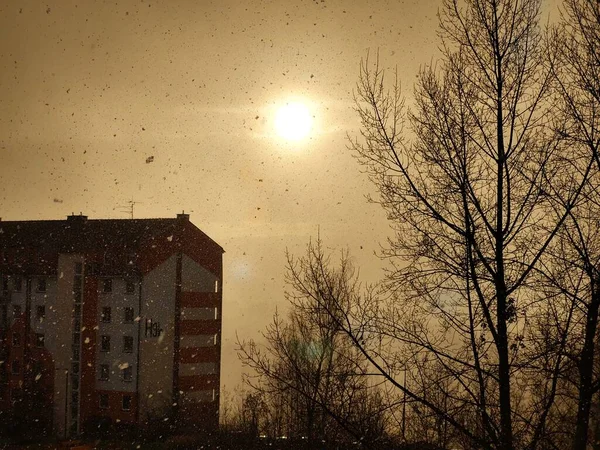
[274,102,313,141]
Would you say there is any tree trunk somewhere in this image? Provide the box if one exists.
[497,284,513,450]
[573,284,600,450]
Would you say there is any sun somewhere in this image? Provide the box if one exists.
[274,102,313,141]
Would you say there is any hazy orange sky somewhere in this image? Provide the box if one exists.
[0,0,559,392]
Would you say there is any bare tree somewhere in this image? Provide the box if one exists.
[237,241,390,447]
[341,0,596,449]
[548,1,600,448]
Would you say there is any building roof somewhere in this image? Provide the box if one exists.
[0,214,223,275]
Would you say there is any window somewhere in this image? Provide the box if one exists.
[75,262,83,275]
[2,276,8,292]
[101,335,111,352]
[36,305,45,320]
[99,393,109,409]
[123,336,134,353]
[13,276,22,292]
[102,279,112,293]
[35,333,44,348]
[12,305,20,317]
[73,287,82,303]
[124,307,134,323]
[215,279,219,293]
[1,306,6,325]
[99,364,109,381]
[11,360,20,375]
[122,395,132,411]
[179,362,217,376]
[72,344,80,361]
[101,307,111,323]
[180,334,217,348]
[37,278,46,292]
[122,365,133,382]
[126,253,136,266]
[10,388,23,403]
[181,307,217,320]
[126,280,135,294]
[12,332,20,346]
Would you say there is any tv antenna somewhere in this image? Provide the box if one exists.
[119,199,142,219]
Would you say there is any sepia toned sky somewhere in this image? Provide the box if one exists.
[0,0,559,390]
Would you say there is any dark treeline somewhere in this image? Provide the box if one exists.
[237,1,600,450]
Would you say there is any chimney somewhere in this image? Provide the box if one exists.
[177,211,189,221]
[67,213,88,224]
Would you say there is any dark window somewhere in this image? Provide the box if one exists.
[2,276,8,291]
[11,360,20,375]
[123,336,134,353]
[36,305,45,320]
[71,374,79,390]
[101,307,111,323]
[73,315,81,331]
[13,276,22,292]
[99,393,109,409]
[75,262,83,275]
[37,278,46,292]
[122,365,133,382]
[73,288,82,303]
[126,253,136,266]
[122,395,132,411]
[35,333,44,348]
[1,305,6,325]
[103,279,112,293]
[124,307,134,323]
[99,364,109,381]
[10,388,22,403]
[12,332,20,346]
[101,335,110,352]
[12,305,20,317]
[126,280,135,294]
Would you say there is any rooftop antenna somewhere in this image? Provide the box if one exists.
[118,199,142,219]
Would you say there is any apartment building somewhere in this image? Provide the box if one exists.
[0,213,223,437]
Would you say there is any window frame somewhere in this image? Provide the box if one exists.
[11,359,20,375]
[99,393,109,409]
[123,335,134,353]
[100,335,111,352]
[122,365,133,382]
[122,395,132,411]
[13,276,22,292]
[99,364,109,381]
[37,278,46,293]
[35,333,44,348]
[124,307,135,324]
[102,278,112,293]
[125,280,135,295]
[101,306,111,323]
